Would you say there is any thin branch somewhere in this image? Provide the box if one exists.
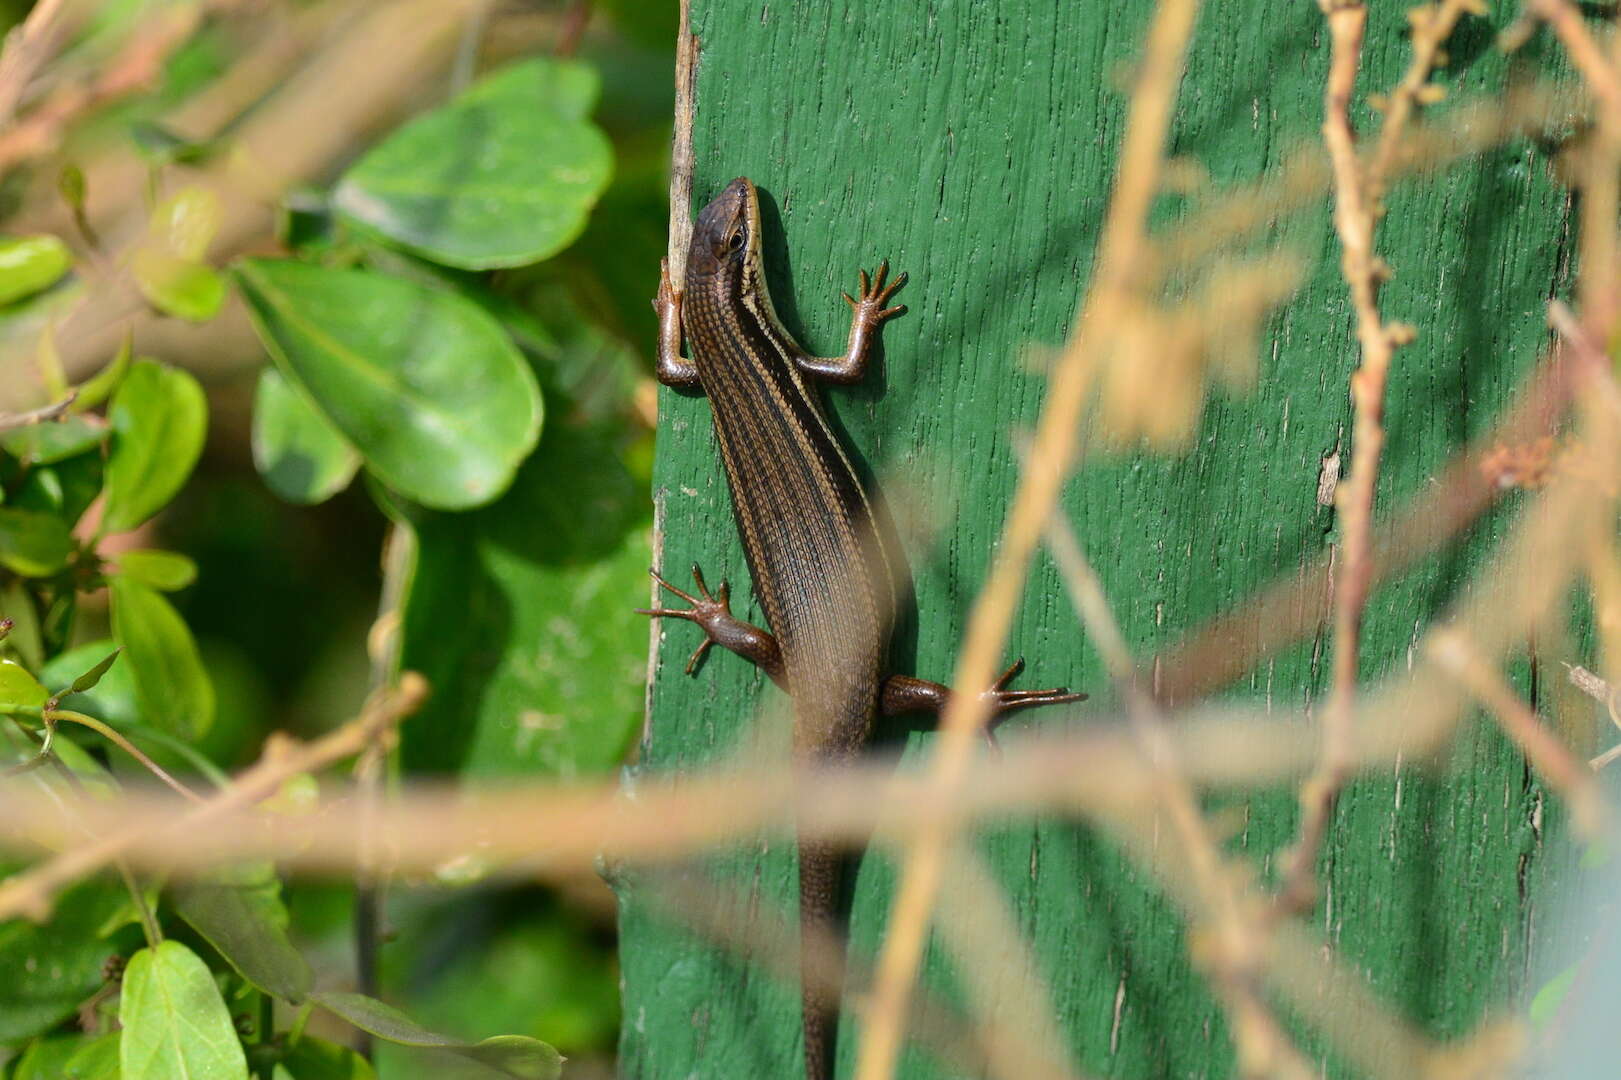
[0,0,75,128]
[1279,0,1420,915]
[0,391,76,435]
[0,672,427,922]
[853,2,1202,1075]
[1528,0,1621,118]
[50,709,204,805]
[665,0,697,288]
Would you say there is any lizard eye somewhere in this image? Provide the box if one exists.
[726,229,745,251]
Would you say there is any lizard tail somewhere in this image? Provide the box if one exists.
[799,837,843,1080]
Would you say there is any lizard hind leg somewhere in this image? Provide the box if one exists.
[637,564,786,684]
[879,657,1086,746]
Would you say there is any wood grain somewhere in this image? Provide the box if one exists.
[618,2,1577,1076]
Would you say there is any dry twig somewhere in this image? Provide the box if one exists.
[853,3,1202,1075]
[0,672,426,921]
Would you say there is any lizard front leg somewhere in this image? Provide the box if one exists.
[791,260,908,384]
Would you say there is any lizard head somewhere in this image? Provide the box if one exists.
[688,176,760,283]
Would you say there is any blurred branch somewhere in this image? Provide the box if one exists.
[0,672,426,921]
[0,0,77,127]
[1046,517,1314,1079]
[855,2,1202,1074]
[0,390,75,433]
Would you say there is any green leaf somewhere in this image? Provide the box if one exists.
[63,1031,121,1079]
[101,359,208,534]
[120,941,249,1080]
[273,1036,377,1080]
[1530,964,1578,1027]
[0,657,48,707]
[72,335,133,412]
[114,549,198,591]
[0,235,72,305]
[399,422,647,776]
[251,367,360,505]
[14,1031,121,1080]
[130,122,214,167]
[110,577,214,739]
[150,186,222,261]
[173,862,313,1003]
[0,413,108,464]
[312,991,561,1080]
[131,248,226,322]
[0,880,128,1042]
[42,638,139,728]
[64,647,121,695]
[333,59,612,269]
[0,506,74,576]
[234,259,542,510]
[11,452,105,527]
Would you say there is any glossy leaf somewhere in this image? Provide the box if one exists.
[0,657,48,707]
[0,506,74,576]
[131,247,226,322]
[313,991,561,1080]
[149,187,221,259]
[173,861,312,1003]
[399,423,646,776]
[0,235,72,304]
[114,548,198,591]
[71,339,131,412]
[62,1031,120,1079]
[0,413,107,464]
[15,1031,120,1080]
[0,880,128,1042]
[102,359,207,534]
[251,366,360,505]
[120,941,249,1080]
[333,59,612,269]
[274,1036,377,1080]
[110,577,214,739]
[234,259,542,510]
[11,452,104,527]
[42,638,139,728]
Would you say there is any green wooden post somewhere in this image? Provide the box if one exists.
[618,2,1575,1077]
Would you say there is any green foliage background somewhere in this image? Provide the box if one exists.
[0,3,678,1076]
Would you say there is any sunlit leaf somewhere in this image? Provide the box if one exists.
[0,657,48,707]
[110,577,214,739]
[0,506,74,576]
[120,941,248,1080]
[0,413,107,464]
[251,367,360,505]
[0,235,72,305]
[131,247,226,322]
[333,59,612,269]
[173,862,312,1003]
[114,549,198,591]
[71,337,131,412]
[102,359,207,534]
[234,259,542,510]
[149,186,222,260]
[313,991,561,1080]
[62,1031,120,1079]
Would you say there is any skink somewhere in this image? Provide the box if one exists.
[644,176,1083,1080]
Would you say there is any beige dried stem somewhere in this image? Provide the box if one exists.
[1045,516,1316,1079]
[853,2,1202,1075]
[1278,0,1477,916]
[0,672,427,922]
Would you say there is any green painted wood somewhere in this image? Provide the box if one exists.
[617,2,1579,1077]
